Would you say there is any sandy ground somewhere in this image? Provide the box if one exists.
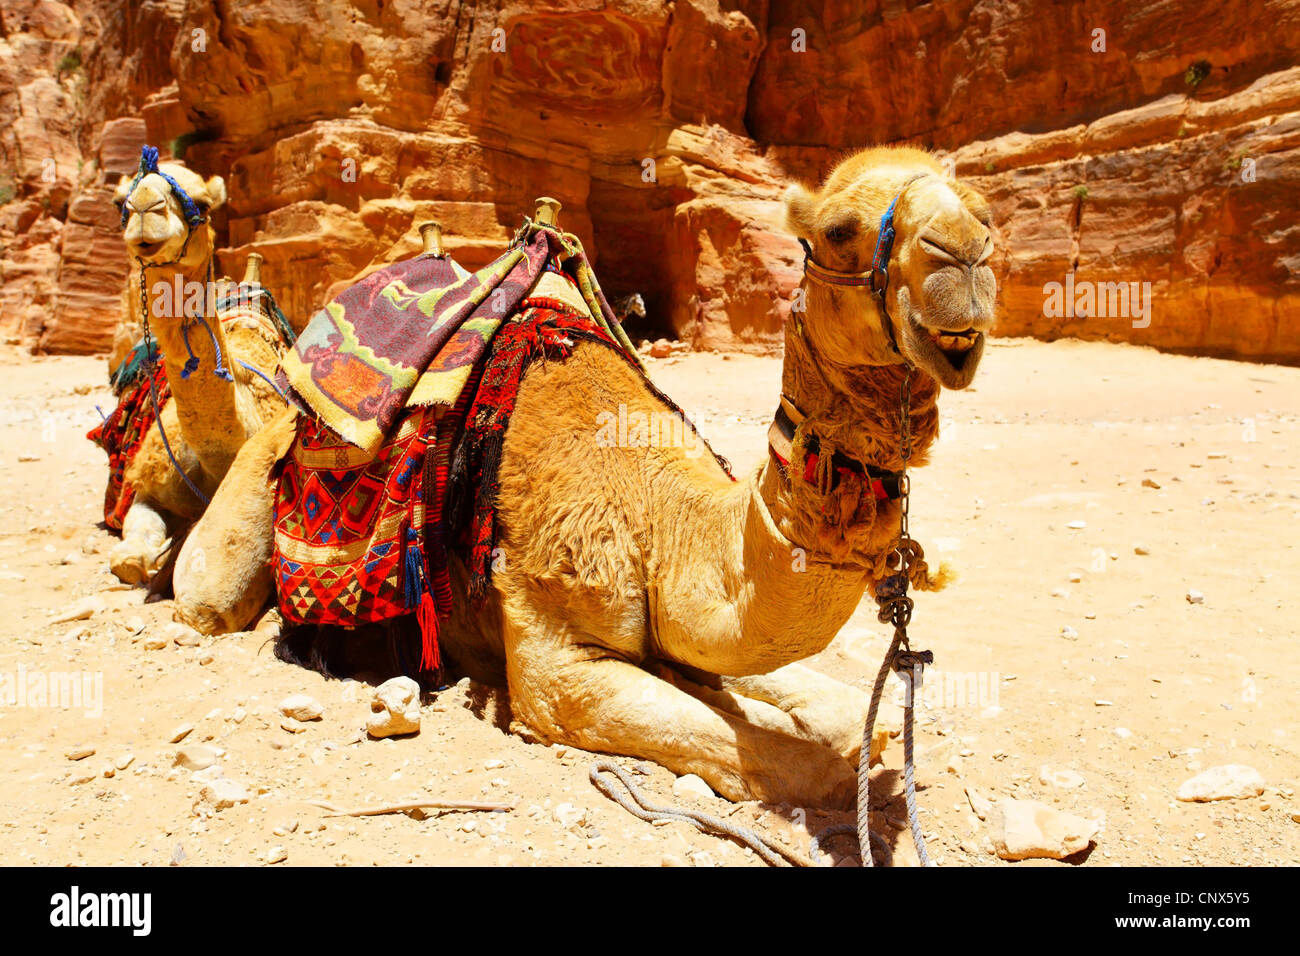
[0,337,1297,867]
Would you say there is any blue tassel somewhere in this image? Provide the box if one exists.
[403,527,424,610]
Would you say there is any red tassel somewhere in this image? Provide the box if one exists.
[417,589,441,672]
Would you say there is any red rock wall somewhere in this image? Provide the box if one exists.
[1,0,1297,363]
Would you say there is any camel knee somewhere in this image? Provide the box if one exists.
[110,501,168,584]
[173,531,273,635]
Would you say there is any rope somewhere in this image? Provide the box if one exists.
[145,363,210,506]
[588,760,810,867]
[236,359,291,404]
[181,313,234,382]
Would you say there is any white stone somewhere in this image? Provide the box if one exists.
[1186,589,1205,604]
[1067,520,1087,530]
[965,786,992,821]
[166,621,203,646]
[175,744,220,771]
[1177,765,1265,802]
[51,596,105,625]
[672,773,715,801]
[199,778,250,811]
[991,798,1098,861]
[1060,625,1079,640]
[279,694,323,721]
[265,845,288,864]
[168,723,195,743]
[367,677,421,738]
[553,803,585,828]
[1038,765,1086,789]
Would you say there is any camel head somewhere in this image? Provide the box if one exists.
[114,156,225,269]
[784,146,996,389]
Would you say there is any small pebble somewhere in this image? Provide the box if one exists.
[1186,589,1205,604]
[279,694,323,721]
[169,723,195,743]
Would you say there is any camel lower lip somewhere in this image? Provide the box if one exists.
[923,326,979,354]
[907,316,984,375]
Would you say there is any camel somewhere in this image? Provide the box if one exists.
[103,154,290,584]
[171,146,996,808]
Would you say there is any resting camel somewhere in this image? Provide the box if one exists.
[172,146,996,807]
[104,154,290,584]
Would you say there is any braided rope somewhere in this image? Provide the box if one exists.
[588,760,810,867]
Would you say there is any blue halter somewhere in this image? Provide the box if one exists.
[120,144,223,506]
[119,145,206,230]
[797,174,930,358]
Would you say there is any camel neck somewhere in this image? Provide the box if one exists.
[140,239,247,480]
[756,321,940,567]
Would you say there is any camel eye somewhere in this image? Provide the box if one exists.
[825,221,857,243]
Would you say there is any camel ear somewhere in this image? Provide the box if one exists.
[783,183,818,239]
[203,175,227,212]
[112,174,131,204]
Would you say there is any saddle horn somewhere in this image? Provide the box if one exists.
[533,197,561,228]
[418,220,445,258]
[241,252,263,287]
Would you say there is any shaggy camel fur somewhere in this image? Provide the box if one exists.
[173,147,996,808]
[106,163,288,584]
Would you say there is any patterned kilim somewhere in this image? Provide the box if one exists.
[87,364,171,531]
[273,304,625,672]
[275,227,640,455]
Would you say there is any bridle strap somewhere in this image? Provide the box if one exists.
[796,173,932,358]
[120,145,206,233]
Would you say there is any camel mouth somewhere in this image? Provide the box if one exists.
[902,315,985,389]
[132,240,164,257]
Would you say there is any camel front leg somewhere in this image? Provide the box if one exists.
[173,408,296,634]
[720,663,894,767]
[504,612,857,808]
[109,498,169,585]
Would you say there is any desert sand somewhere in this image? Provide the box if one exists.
[0,336,1296,867]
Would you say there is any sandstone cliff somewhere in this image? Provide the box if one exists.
[1,0,1297,362]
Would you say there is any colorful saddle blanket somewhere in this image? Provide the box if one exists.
[272,302,631,671]
[87,363,170,531]
[270,226,729,677]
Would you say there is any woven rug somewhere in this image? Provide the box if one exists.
[272,302,632,672]
[87,364,171,531]
[275,227,639,456]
